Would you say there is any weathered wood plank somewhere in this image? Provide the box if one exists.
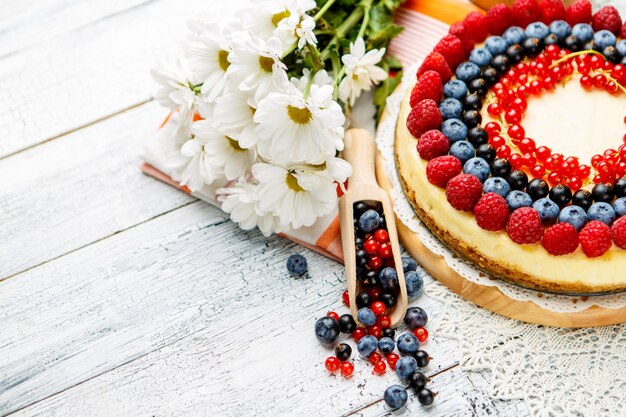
[0,201,467,416]
[0,101,194,279]
[0,0,245,159]
[0,0,152,58]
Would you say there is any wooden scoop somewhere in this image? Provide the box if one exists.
[339,128,408,327]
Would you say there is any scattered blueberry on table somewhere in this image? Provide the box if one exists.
[286,254,307,276]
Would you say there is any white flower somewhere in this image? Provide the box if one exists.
[338,38,388,106]
[238,0,316,45]
[276,10,317,49]
[290,69,332,92]
[325,156,352,187]
[213,89,259,149]
[218,179,283,236]
[151,60,199,111]
[227,35,287,104]
[187,28,232,102]
[177,131,219,192]
[252,163,337,229]
[254,82,345,164]
[191,120,256,181]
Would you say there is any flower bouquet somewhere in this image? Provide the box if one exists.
[147,0,406,237]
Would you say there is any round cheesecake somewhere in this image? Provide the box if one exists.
[396,6,626,294]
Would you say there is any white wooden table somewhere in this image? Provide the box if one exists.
[0,1,529,415]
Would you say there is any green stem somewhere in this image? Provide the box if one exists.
[314,0,337,22]
[549,49,602,68]
[332,65,347,100]
[304,69,318,99]
[357,0,372,40]
[320,4,366,61]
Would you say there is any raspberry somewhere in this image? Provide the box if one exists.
[406,99,442,138]
[592,6,622,35]
[433,35,465,69]
[410,70,443,107]
[464,11,489,43]
[445,174,483,211]
[565,0,592,25]
[426,155,462,188]
[579,220,613,257]
[473,193,510,231]
[486,4,514,35]
[542,223,578,255]
[506,207,544,244]
[449,22,474,54]
[612,216,626,249]
[417,52,453,83]
[539,0,566,24]
[417,129,450,160]
[511,0,543,28]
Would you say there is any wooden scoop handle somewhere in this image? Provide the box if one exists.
[342,128,377,187]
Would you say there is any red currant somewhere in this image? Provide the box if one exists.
[386,353,399,370]
[372,361,386,375]
[340,361,354,378]
[519,137,536,154]
[485,121,501,137]
[363,238,379,254]
[368,256,382,270]
[369,352,383,364]
[617,161,626,176]
[548,171,562,186]
[521,153,536,168]
[325,356,341,372]
[606,81,619,95]
[580,75,593,89]
[536,146,551,162]
[591,154,604,168]
[487,103,502,117]
[370,301,386,316]
[352,328,367,342]
[577,164,591,179]
[510,153,523,169]
[497,144,512,158]
[373,229,389,243]
[529,79,542,95]
[604,148,618,161]
[531,164,545,178]
[367,287,381,301]
[568,176,582,191]
[367,325,383,339]
[512,97,527,112]
[593,74,607,89]
[327,311,339,320]
[590,55,603,70]
[342,290,350,306]
[613,64,626,81]
[508,124,525,140]
[413,327,429,343]
[377,242,393,259]
[376,314,391,328]
[490,135,505,148]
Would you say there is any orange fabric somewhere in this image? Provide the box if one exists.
[316,216,341,250]
[403,0,480,24]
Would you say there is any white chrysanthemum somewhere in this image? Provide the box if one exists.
[187,29,232,102]
[338,38,388,106]
[213,89,259,149]
[217,179,283,236]
[176,132,219,192]
[252,163,337,229]
[238,0,316,45]
[254,82,344,164]
[191,120,256,181]
[325,156,352,187]
[151,60,199,111]
[290,69,332,92]
[275,10,317,49]
[227,35,287,103]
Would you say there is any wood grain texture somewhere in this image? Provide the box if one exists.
[0,101,194,278]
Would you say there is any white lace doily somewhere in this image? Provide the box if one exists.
[375,62,626,312]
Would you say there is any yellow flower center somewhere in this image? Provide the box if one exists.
[259,56,275,73]
[287,105,312,125]
[272,10,290,27]
[227,137,243,151]
[286,172,303,192]
[218,50,230,72]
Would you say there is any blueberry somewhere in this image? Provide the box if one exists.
[405,270,424,297]
[614,197,626,217]
[463,157,490,182]
[397,332,420,355]
[402,256,418,272]
[378,337,396,354]
[572,189,593,211]
[527,178,549,201]
[384,385,408,410]
[485,36,507,55]
[357,307,377,326]
[359,209,380,233]
[455,61,481,82]
[572,23,593,43]
[617,40,626,57]
[443,79,468,99]
[559,205,587,231]
[503,26,526,45]
[395,356,419,379]
[549,20,571,39]
[380,292,397,308]
[439,98,463,119]
[588,202,616,225]
[314,316,340,344]
[506,190,533,211]
[286,254,307,275]
[441,118,467,143]
[335,343,352,361]
[469,47,493,67]
[526,22,549,39]
[449,140,475,163]
[357,335,378,357]
[338,313,357,333]
[594,30,616,49]
[356,291,372,308]
[483,177,510,198]
[533,198,560,224]
[404,306,428,328]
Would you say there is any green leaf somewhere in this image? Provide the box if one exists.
[374,71,403,119]
[367,3,404,49]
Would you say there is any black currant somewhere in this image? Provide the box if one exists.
[417,388,435,406]
[507,170,528,190]
[382,327,395,339]
[592,183,614,203]
[622,56,626,66]
[491,158,511,178]
[356,249,369,267]
[476,143,496,163]
[615,178,626,198]
[527,178,549,201]
[603,46,621,64]
[353,201,369,217]
[572,189,593,211]
[583,40,595,51]
[462,109,482,128]
[482,66,499,85]
[522,37,542,56]
[468,78,487,97]
[409,371,428,391]
[467,126,488,147]
[380,292,397,308]
[564,34,581,52]
[356,291,372,308]
[505,44,525,64]
[338,314,357,333]
[463,92,483,110]
[335,343,352,361]
[549,184,572,207]
[542,34,559,46]
[414,350,431,368]
[364,270,378,285]
[355,236,364,248]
